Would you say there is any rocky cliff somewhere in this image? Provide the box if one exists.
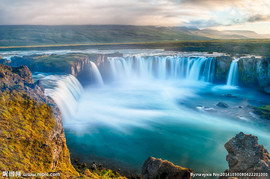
[0,64,79,178]
[0,64,127,178]
[0,54,93,84]
[214,56,233,84]
[238,57,270,93]
[214,55,270,93]
[222,132,270,179]
[0,53,122,86]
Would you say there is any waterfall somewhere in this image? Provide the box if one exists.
[46,75,84,121]
[107,56,216,82]
[188,57,207,81]
[226,58,239,86]
[89,61,104,86]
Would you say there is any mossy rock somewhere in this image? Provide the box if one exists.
[238,58,259,87]
[252,105,270,120]
[214,56,232,83]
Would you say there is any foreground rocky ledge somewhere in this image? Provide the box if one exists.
[142,157,193,179]
[222,132,270,179]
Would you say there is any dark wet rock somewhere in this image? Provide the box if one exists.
[216,102,229,108]
[91,163,97,170]
[222,132,270,179]
[247,105,253,108]
[224,94,237,98]
[142,157,193,179]
[0,64,48,103]
[98,164,103,170]
[238,57,270,90]
[214,56,232,84]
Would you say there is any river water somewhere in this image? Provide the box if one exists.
[29,51,270,175]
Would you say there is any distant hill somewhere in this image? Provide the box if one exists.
[192,29,270,39]
[0,25,269,46]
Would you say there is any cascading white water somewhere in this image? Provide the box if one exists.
[108,56,215,82]
[227,58,239,86]
[46,75,84,121]
[188,57,207,81]
[89,61,104,86]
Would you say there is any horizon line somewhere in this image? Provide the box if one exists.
[0,24,264,33]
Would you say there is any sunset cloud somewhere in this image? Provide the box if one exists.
[0,0,269,33]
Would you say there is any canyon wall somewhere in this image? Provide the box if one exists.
[214,56,270,93]
[238,57,270,93]
[214,56,232,84]
[1,53,270,93]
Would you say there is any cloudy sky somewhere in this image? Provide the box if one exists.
[0,0,270,34]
